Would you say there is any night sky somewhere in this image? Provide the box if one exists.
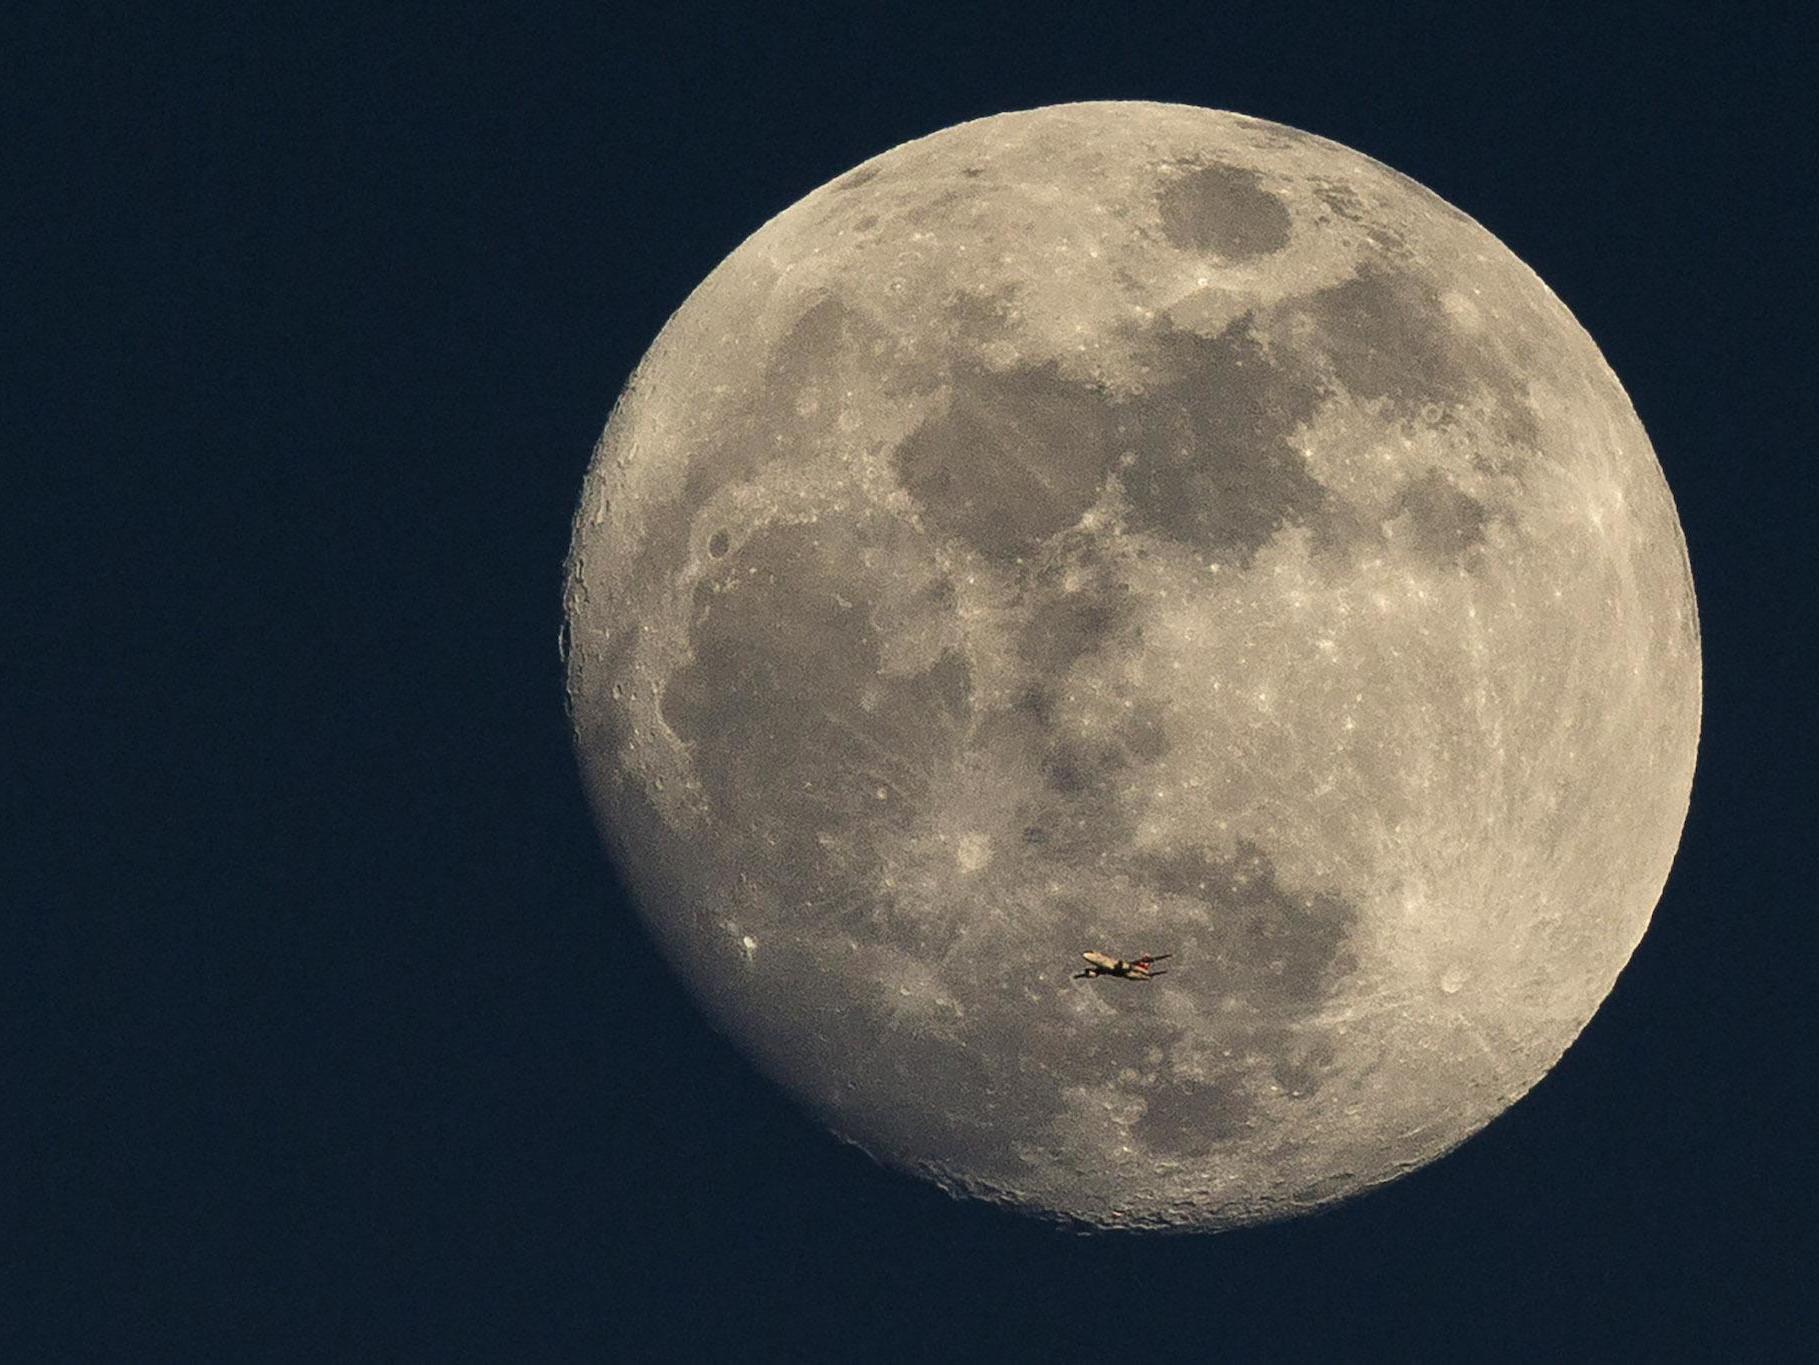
[16,5,1813,1358]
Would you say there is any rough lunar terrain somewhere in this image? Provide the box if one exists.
[564,103,1700,1229]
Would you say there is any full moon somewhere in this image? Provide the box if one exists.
[563,102,1700,1229]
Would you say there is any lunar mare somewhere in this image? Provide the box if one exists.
[564,103,1700,1229]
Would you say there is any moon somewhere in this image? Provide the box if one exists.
[563,102,1700,1230]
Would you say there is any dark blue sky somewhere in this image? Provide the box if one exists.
[15,4,1813,1358]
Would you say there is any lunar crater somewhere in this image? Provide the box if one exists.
[1155,161,1294,261]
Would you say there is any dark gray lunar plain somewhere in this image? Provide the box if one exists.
[563,102,1700,1229]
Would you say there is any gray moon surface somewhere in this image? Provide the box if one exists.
[563,102,1700,1230]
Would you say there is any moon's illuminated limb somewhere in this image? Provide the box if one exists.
[564,103,1700,1230]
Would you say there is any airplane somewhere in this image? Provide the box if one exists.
[1073,951,1171,981]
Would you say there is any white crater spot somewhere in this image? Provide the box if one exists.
[955,832,992,873]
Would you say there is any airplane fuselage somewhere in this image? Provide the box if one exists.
[1077,951,1161,980]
